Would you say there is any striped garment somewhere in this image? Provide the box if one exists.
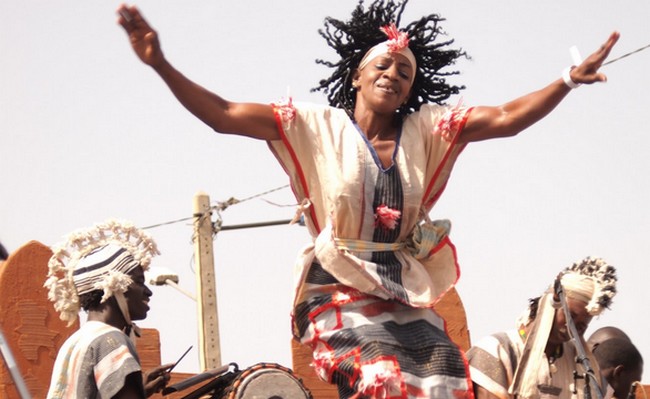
[466,330,524,399]
[269,101,472,398]
[47,321,143,399]
[467,329,608,399]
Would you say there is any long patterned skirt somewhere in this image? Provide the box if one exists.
[293,262,472,398]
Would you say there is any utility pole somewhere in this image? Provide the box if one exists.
[192,192,221,370]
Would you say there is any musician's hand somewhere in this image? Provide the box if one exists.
[143,363,174,397]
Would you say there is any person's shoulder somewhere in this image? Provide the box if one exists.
[293,101,343,115]
[291,102,349,127]
[416,103,449,112]
[83,321,130,346]
[403,103,458,131]
[83,320,122,333]
[406,103,448,118]
[471,329,518,351]
[495,329,519,343]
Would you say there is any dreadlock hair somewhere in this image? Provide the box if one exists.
[312,0,467,120]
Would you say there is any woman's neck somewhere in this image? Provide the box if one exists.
[353,105,397,141]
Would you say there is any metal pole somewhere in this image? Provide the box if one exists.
[193,192,221,370]
[0,326,31,399]
[555,277,603,399]
[219,219,293,231]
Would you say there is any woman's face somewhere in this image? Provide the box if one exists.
[548,298,592,345]
[352,52,413,114]
[124,265,153,321]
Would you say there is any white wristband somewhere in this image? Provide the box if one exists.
[562,66,581,89]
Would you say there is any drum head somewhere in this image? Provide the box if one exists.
[230,365,311,399]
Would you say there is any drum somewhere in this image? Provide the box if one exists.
[221,362,313,399]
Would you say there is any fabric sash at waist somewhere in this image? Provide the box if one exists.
[334,238,405,253]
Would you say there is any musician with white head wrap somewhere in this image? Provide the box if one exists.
[467,257,617,399]
[45,219,172,399]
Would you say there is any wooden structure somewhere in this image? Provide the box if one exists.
[193,192,222,370]
[0,241,78,398]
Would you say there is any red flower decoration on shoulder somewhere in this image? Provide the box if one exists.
[434,99,468,142]
[274,96,296,123]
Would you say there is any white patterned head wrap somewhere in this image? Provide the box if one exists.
[44,219,159,325]
[358,42,417,82]
[358,23,417,84]
[517,256,617,328]
[561,256,616,316]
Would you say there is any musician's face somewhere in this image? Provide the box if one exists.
[548,298,592,345]
[124,265,153,321]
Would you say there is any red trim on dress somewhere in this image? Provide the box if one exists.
[429,236,462,303]
[422,106,474,206]
[270,105,321,233]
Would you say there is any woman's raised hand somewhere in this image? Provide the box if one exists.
[570,31,620,85]
[117,4,165,68]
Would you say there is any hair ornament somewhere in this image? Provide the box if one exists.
[380,23,410,52]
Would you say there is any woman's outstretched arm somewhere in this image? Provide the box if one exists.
[117,4,280,141]
[459,31,619,143]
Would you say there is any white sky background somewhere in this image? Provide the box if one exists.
[2,0,649,380]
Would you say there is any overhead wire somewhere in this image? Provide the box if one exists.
[140,184,295,277]
[603,42,650,66]
[141,184,292,232]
